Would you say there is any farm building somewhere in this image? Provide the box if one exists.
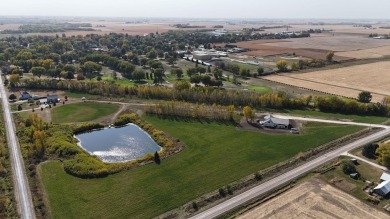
[47,94,59,103]
[374,180,390,197]
[192,50,227,61]
[380,172,390,182]
[261,115,290,129]
[19,91,39,100]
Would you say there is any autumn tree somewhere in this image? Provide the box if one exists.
[376,143,390,168]
[290,62,298,71]
[173,80,191,91]
[8,74,20,87]
[276,60,288,72]
[243,106,255,122]
[326,51,334,62]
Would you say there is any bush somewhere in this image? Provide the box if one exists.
[342,160,357,174]
[63,154,110,178]
[73,123,104,134]
[192,202,198,211]
[362,143,379,159]
[114,114,136,126]
[219,188,226,197]
[8,93,17,101]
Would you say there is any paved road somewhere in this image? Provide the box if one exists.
[273,114,389,128]
[190,126,390,219]
[0,76,36,219]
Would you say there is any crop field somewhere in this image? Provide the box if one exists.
[264,61,390,102]
[236,40,350,61]
[238,178,388,219]
[51,102,120,123]
[264,35,390,52]
[237,35,390,60]
[336,45,390,59]
[38,116,363,219]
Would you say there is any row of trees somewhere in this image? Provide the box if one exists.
[144,101,235,121]
[17,78,309,110]
[314,96,388,116]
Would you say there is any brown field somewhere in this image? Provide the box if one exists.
[264,61,390,102]
[336,45,390,59]
[237,39,351,61]
[238,178,389,219]
[264,35,390,52]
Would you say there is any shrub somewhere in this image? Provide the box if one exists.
[219,188,226,197]
[114,114,136,126]
[192,202,198,211]
[362,143,379,159]
[342,160,357,174]
[73,123,104,134]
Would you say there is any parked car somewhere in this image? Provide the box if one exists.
[290,128,299,134]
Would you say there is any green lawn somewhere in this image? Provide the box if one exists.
[247,85,272,93]
[229,62,258,70]
[280,109,389,124]
[39,116,363,219]
[51,102,120,123]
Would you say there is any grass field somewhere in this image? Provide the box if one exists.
[229,62,259,70]
[51,102,120,123]
[247,85,272,93]
[39,116,363,219]
[282,109,389,124]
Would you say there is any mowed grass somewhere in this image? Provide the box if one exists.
[247,85,272,93]
[39,116,363,219]
[51,102,120,123]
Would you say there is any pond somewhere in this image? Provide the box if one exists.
[75,124,161,163]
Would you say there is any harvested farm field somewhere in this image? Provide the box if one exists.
[336,45,390,59]
[238,35,390,61]
[264,61,390,102]
[264,35,390,52]
[236,39,350,61]
[238,178,389,219]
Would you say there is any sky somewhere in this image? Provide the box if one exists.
[2,0,390,19]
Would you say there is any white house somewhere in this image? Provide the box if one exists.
[261,115,289,129]
[374,180,390,196]
[380,172,390,182]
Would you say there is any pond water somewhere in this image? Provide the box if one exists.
[75,124,161,163]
